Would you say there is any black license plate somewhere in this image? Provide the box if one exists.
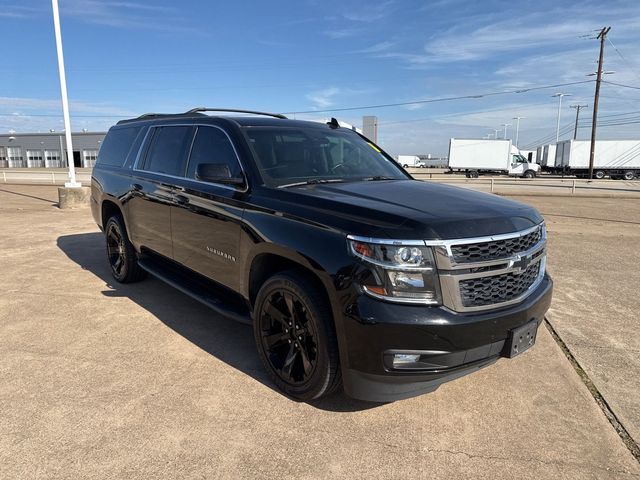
[507,320,539,358]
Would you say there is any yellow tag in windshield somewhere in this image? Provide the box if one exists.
[368,142,381,152]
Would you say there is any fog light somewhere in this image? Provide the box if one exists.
[393,353,420,368]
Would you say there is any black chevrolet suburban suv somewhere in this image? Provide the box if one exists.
[91,108,553,402]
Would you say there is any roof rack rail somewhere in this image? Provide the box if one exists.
[184,108,287,119]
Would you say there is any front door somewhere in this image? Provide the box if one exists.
[171,125,245,291]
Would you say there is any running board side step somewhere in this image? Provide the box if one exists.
[138,258,252,325]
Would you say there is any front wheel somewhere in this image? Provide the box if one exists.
[623,171,636,180]
[523,170,535,179]
[594,170,605,179]
[253,271,341,401]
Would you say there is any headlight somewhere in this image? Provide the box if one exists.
[348,237,441,304]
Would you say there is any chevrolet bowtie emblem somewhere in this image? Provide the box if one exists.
[511,254,532,273]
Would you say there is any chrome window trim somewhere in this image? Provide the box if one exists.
[132,123,249,193]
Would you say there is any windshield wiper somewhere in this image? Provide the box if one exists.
[278,178,347,189]
[362,176,398,181]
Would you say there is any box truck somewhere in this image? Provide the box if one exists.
[539,144,559,173]
[556,140,640,179]
[448,139,541,178]
[397,155,421,168]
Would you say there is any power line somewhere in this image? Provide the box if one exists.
[282,80,595,114]
[607,37,640,82]
[602,80,640,91]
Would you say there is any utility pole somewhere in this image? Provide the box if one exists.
[552,93,572,143]
[51,0,80,188]
[493,128,500,139]
[570,104,588,140]
[589,26,611,181]
[512,117,524,147]
[501,123,511,139]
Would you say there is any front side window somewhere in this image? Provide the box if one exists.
[186,126,242,180]
[244,126,406,187]
[142,126,192,176]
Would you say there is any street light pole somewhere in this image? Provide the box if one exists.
[512,117,524,147]
[552,93,572,143]
[501,123,511,140]
[51,0,80,187]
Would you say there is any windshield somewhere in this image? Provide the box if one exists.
[244,126,408,187]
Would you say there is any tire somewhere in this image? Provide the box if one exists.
[471,171,479,178]
[253,271,341,401]
[523,170,535,179]
[594,170,605,179]
[623,171,635,180]
[403,164,409,168]
[104,214,146,283]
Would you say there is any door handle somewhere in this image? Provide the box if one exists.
[174,194,189,205]
[131,183,143,191]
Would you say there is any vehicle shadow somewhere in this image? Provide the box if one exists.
[57,232,382,412]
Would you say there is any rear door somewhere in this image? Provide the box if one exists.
[170,125,246,291]
[127,125,194,258]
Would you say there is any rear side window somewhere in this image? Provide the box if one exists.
[186,126,241,180]
[142,126,192,176]
[96,126,141,167]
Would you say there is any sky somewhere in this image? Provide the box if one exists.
[2,0,640,155]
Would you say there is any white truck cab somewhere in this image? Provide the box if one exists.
[509,147,540,178]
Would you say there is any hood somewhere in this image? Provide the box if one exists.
[259,180,543,240]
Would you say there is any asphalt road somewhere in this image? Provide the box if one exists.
[0,186,638,479]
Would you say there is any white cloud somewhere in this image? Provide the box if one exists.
[306,87,341,109]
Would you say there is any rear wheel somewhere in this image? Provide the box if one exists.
[623,170,635,180]
[253,271,341,401]
[104,215,146,283]
[594,170,605,179]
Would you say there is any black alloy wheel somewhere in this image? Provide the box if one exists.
[104,215,146,283]
[253,271,341,401]
[106,221,126,278]
[259,290,318,384]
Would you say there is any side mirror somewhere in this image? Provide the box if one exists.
[195,163,245,186]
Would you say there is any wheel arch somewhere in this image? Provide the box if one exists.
[247,249,333,311]
[101,198,123,229]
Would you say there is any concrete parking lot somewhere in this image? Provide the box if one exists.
[0,185,639,479]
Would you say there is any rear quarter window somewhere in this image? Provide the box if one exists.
[96,126,142,167]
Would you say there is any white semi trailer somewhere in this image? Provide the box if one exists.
[448,138,540,178]
[556,140,640,179]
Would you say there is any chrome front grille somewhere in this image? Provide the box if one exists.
[428,223,547,312]
[450,226,542,263]
[459,261,541,307]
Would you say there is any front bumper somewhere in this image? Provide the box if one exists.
[341,274,553,402]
